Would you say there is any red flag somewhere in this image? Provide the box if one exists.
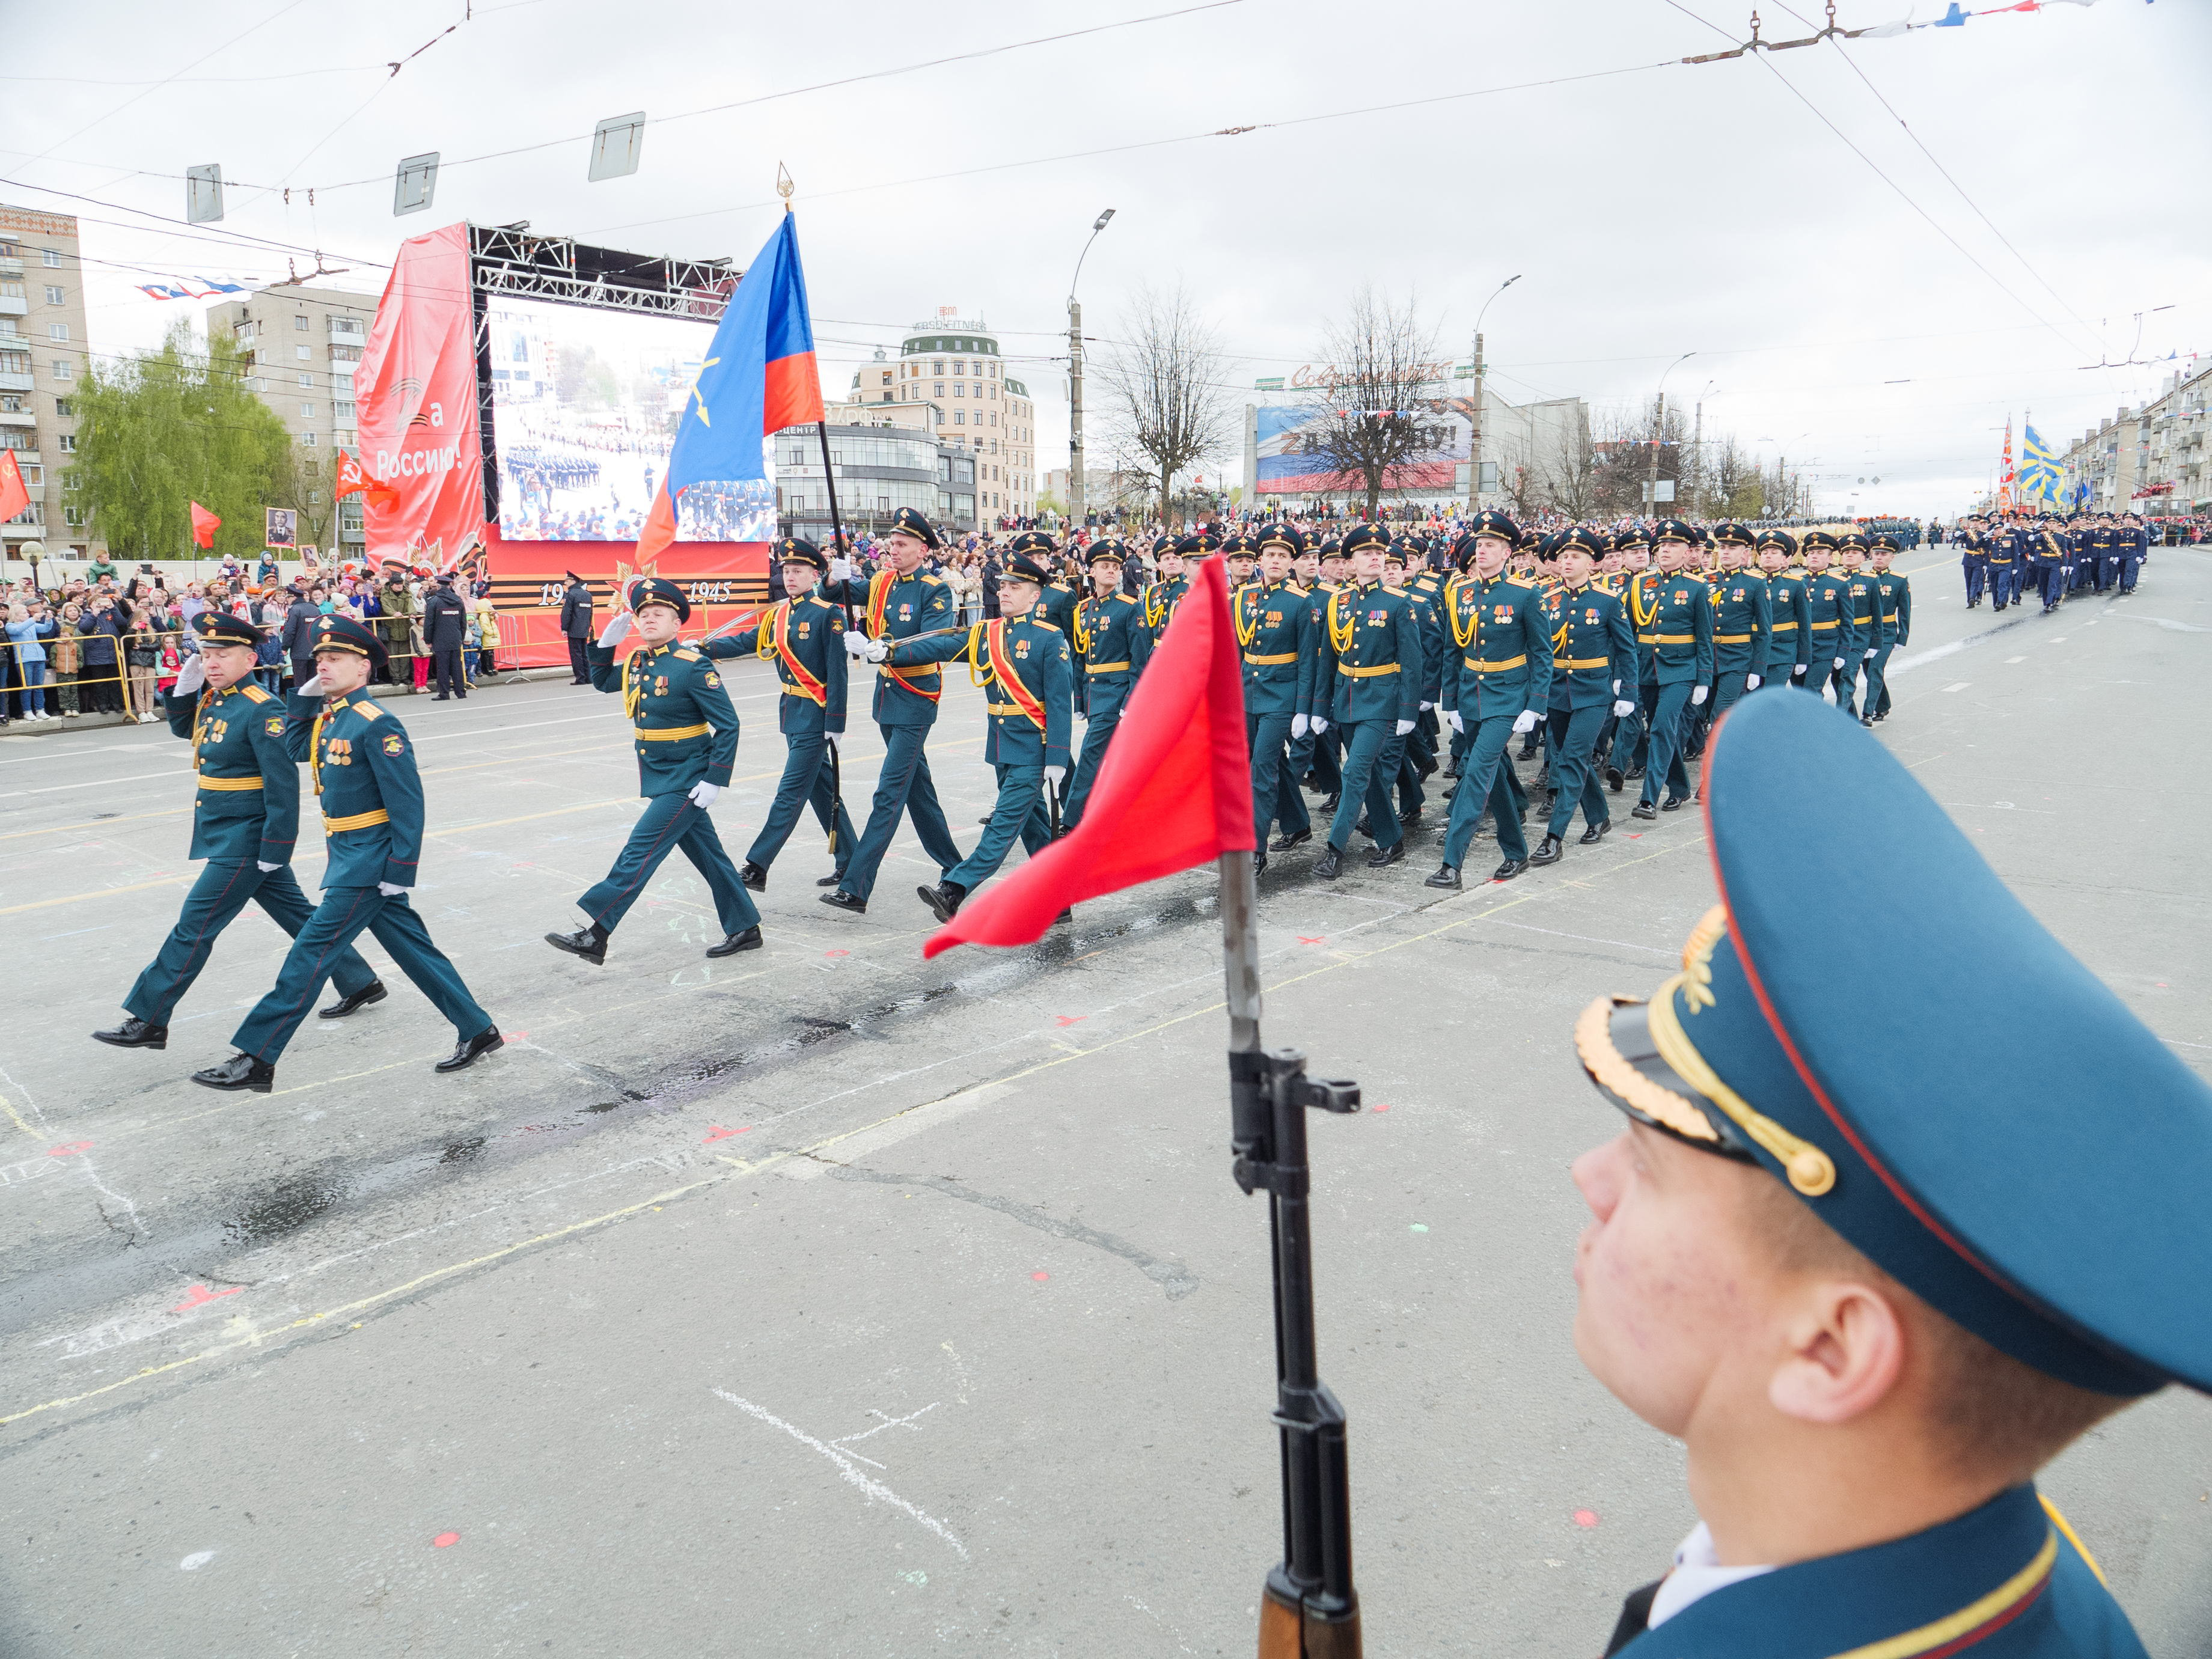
[0,452,27,524]
[922,558,1254,959]
[189,501,222,549]
[335,447,399,510]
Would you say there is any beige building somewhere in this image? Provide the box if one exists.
[845,313,1037,524]
[204,282,378,557]
[0,203,101,561]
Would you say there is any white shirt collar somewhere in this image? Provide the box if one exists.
[1646,1521,1776,1630]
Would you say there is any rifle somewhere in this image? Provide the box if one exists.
[1220,849,1363,1658]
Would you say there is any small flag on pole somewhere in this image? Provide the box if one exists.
[0,452,29,524]
[189,501,222,549]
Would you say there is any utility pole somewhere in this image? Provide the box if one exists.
[1468,275,1519,512]
[1691,397,1703,518]
[1068,208,1116,535]
[1648,351,1695,516]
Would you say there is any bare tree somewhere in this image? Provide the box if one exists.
[1533,409,1601,521]
[1301,287,1445,518]
[1095,285,1234,531]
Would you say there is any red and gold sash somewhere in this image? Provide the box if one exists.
[867,570,942,703]
[757,602,828,706]
[982,619,1046,730]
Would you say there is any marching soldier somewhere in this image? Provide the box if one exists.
[704,537,857,893]
[1984,515,2021,612]
[1571,687,2207,1657]
[1833,534,1891,722]
[851,548,1073,924]
[1704,524,1771,730]
[191,614,500,1093]
[1427,512,1550,890]
[1797,531,1860,700]
[92,611,385,1054]
[547,578,761,965]
[1288,540,1345,809]
[1753,530,1810,693]
[1308,524,1422,878]
[1222,534,1259,591]
[1613,530,1660,784]
[1379,542,1438,832]
[816,508,968,915]
[1238,527,1318,873]
[1026,531,1082,653]
[1866,535,1910,723]
[1141,536,1191,652]
[2118,512,2148,593]
[1064,539,1151,834]
[1531,530,1638,866]
[1628,522,1713,822]
[1960,515,1990,608]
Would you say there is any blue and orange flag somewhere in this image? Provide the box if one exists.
[633,212,822,564]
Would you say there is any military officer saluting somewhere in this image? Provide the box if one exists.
[1753,530,1810,692]
[817,507,968,915]
[1428,511,1550,890]
[1308,524,1423,879]
[1063,539,1152,836]
[1866,534,1910,724]
[1628,521,1713,822]
[706,538,857,892]
[1569,688,2209,1657]
[1532,530,1639,864]
[1238,526,1319,873]
[851,548,1073,924]
[192,614,500,1093]
[1703,524,1770,726]
[93,611,385,1054]
[546,578,760,965]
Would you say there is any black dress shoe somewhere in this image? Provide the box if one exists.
[1578,820,1612,846]
[1441,762,1461,780]
[819,890,867,914]
[1529,834,1565,867]
[816,872,845,887]
[1253,850,1268,877]
[1355,814,1372,839]
[1423,863,1461,890]
[317,980,388,1020]
[546,923,609,965]
[1660,795,1688,813]
[1399,807,1424,828]
[431,695,450,701]
[1860,716,1875,727]
[1268,828,1313,852]
[1366,841,1404,869]
[1605,765,1624,792]
[1313,844,1343,879]
[707,925,763,958]
[1319,793,1340,814]
[191,1052,274,1093]
[436,1026,504,1074]
[92,1017,168,1050]
[739,861,769,892]
[1053,908,1074,926]
[1630,801,1658,821]
[1491,857,1530,881]
[918,881,967,924]
[1624,763,1647,782]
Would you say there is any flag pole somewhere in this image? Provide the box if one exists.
[1221,845,1363,1659]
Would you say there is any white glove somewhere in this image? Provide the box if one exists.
[1418,700,1434,712]
[1395,718,1416,736]
[257,860,281,873]
[1612,700,1636,718]
[842,631,872,659]
[1310,716,1328,733]
[688,781,720,809]
[1746,674,1762,689]
[1690,685,1708,707]
[1833,656,1845,670]
[863,637,889,663]
[828,557,855,582]
[295,673,325,696]
[174,653,206,695]
[377,881,407,897]
[1511,709,1538,735]
[1864,648,1877,660]
[824,733,839,756]
[1044,765,1068,789]
[1446,710,1465,735]
[1291,713,1310,739]
[1792,665,1807,679]
[596,612,634,649]
[1611,679,1622,694]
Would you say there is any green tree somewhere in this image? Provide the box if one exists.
[69,319,296,561]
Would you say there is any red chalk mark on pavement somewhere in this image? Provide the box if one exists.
[1031,1271,1050,1282]
[432,1532,460,1548]
[1370,1104,1390,1113]
[701,1125,752,1144]
[507,1031,528,1042]
[46,1141,93,1158]
[823,949,851,958]
[1054,1015,1087,1027]
[1624,833,1645,840]
[1572,1509,1599,1529]
[1297,935,1327,946]
[171,1284,243,1314]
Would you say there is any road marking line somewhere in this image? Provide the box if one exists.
[1942,682,1970,692]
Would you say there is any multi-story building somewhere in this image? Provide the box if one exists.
[845,313,1037,525]
[204,283,377,557]
[2050,367,2212,519]
[775,419,978,543]
[0,204,101,561]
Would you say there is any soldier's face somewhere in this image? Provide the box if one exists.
[1655,542,1688,572]
[1473,537,1511,579]
[313,649,371,694]
[1805,550,1830,572]
[1089,561,1120,594]
[1759,549,1785,573]
[781,563,820,597]
[200,643,257,692]
[1000,578,1039,617]
[1719,547,1748,572]
[1624,548,1650,571]
[636,603,682,644]
[1556,549,1594,585]
[885,533,929,573]
[1259,549,1291,582]
[1158,553,1184,579]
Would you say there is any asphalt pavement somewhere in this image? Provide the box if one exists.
[1,550,2207,1657]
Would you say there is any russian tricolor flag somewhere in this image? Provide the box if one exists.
[634,212,822,561]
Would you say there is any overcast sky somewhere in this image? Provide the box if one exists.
[8,0,2208,518]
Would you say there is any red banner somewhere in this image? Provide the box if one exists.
[356,223,484,567]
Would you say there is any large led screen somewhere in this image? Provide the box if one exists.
[484,294,775,543]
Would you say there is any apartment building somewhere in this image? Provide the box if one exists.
[204,283,378,555]
[0,204,100,560]
[843,312,1036,523]
[2054,364,2212,517]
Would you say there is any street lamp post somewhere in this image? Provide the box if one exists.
[1068,208,1116,533]
[1647,350,1696,516]
[1468,274,1520,510]
[1691,380,1717,518]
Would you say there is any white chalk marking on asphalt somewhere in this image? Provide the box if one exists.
[1479,918,1677,958]
[2005,656,2026,664]
[1942,682,1970,693]
[2049,637,2067,644]
[780,1083,1013,1181]
[711,1390,968,1557]
[0,745,107,768]
[179,1551,215,1571]
[1,768,194,799]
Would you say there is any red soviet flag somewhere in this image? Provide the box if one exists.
[0,452,28,524]
[189,501,221,549]
[923,557,1254,959]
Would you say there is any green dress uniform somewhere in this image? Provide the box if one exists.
[106,646,379,1044]
[1758,566,1811,689]
[1396,563,1449,818]
[1034,576,1081,656]
[1309,560,1423,869]
[1284,578,1343,801]
[1435,561,1553,877]
[221,616,495,1082]
[1236,573,1319,858]
[576,630,759,943]
[1631,567,1714,814]
[1142,570,1191,653]
[1798,556,1861,698]
[1706,571,1771,721]
[1835,563,1891,719]
[1065,546,1153,833]
[1539,559,1639,848]
[1868,558,1910,721]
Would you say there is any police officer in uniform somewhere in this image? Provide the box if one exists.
[1570,688,2208,1657]
[1530,529,1639,865]
[1427,511,1550,889]
[817,507,968,915]
[1063,539,1152,836]
[92,611,384,1053]
[192,614,500,1092]
[547,578,761,965]
[1238,527,1318,873]
[854,548,1073,924]
[1629,522,1713,822]
[1309,524,1422,878]
[707,538,857,893]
